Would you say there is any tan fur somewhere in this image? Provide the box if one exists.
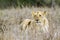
[32,11,49,33]
[20,19,40,32]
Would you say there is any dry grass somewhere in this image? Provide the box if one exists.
[0,7,60,40]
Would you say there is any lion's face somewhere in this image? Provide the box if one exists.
[32,11,47,23]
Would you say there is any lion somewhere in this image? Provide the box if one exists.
[20,11,49,33]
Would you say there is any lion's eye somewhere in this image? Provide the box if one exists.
[34,15,36,17]
[39,15,41,16]
[37,12,39,13]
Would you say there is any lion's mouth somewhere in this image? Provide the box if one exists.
[36,20,41,23]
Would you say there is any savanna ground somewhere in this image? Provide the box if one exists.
[0,6,60,40]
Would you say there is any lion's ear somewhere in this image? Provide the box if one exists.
[43,11,47,16]
[32,11,35,16]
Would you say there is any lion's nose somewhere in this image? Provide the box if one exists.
[36,20,38,21]
[36,20,39,23]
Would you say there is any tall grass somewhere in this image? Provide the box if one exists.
[0,7,60,40]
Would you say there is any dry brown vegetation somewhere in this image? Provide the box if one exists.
[0,7,60,40]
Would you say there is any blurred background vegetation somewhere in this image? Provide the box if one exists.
[0,0,60,8]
